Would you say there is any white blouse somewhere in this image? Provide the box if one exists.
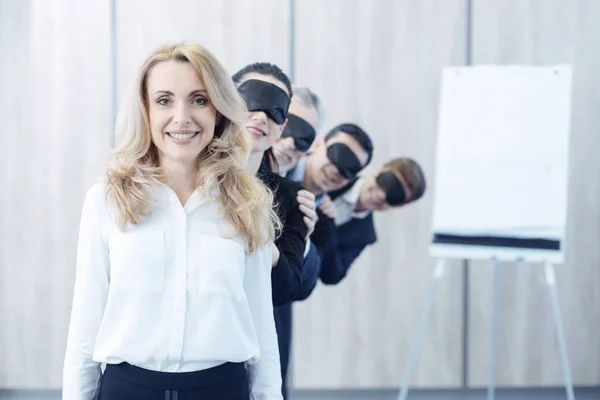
[62,182,282,400]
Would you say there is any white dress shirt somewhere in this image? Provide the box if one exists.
[333,177,371,226]
[62,182,282,400]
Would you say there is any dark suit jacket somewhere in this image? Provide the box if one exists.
[259,171,308,307]
[335,212,377,275]
[326,178,378,282]
[309,208,346,285]
[295,241,321,301]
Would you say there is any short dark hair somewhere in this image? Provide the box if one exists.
[383,157,426,203]
[231,62,293,98]
[324,123,374,166]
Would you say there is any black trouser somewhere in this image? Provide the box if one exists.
[274,304,292,399]
[96,362,249,400]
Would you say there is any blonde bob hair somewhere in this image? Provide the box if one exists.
[106,42,280,253]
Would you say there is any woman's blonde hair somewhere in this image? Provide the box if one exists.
[106,42,281,253]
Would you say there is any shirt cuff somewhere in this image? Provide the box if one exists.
[303,240,311,257]
[350,210,371,220]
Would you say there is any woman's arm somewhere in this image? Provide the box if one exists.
[294,241,322,301]
[310,210,346,285]
[62,185,110,400]
[244,245,284,400]
[269,180,308,307]
[294,190,321,301]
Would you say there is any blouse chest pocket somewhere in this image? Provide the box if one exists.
[109,230,165,294]
[191,234,246,299]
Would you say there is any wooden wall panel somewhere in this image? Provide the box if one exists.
[291,0,468,389]
[0,0,113,388]
[2,0,599,391]
[116,0,291,100]
[467,0,600,387]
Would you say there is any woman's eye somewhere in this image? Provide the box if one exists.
[157,98,170,106]
[193,97,207,106]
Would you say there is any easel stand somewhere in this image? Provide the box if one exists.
[396,258,575,400]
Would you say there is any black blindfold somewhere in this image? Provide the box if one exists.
[281,114,316,152]
[376,171,407,205]
[237,79,290,125]
[326,143,363,179]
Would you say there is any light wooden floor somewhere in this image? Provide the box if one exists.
[1,388,599,399]
[293,388,600,399]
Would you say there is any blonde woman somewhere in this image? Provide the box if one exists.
[62,42,283,400]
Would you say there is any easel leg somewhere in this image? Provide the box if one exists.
[487,258,501,400]
[544,262,576,400]
[397,259,446,400]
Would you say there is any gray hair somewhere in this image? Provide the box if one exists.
[291,85,326,130]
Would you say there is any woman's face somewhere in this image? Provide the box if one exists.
[238,72,289,154]
[146,60,219,167]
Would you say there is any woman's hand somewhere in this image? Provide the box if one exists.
[297,189,317,238]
